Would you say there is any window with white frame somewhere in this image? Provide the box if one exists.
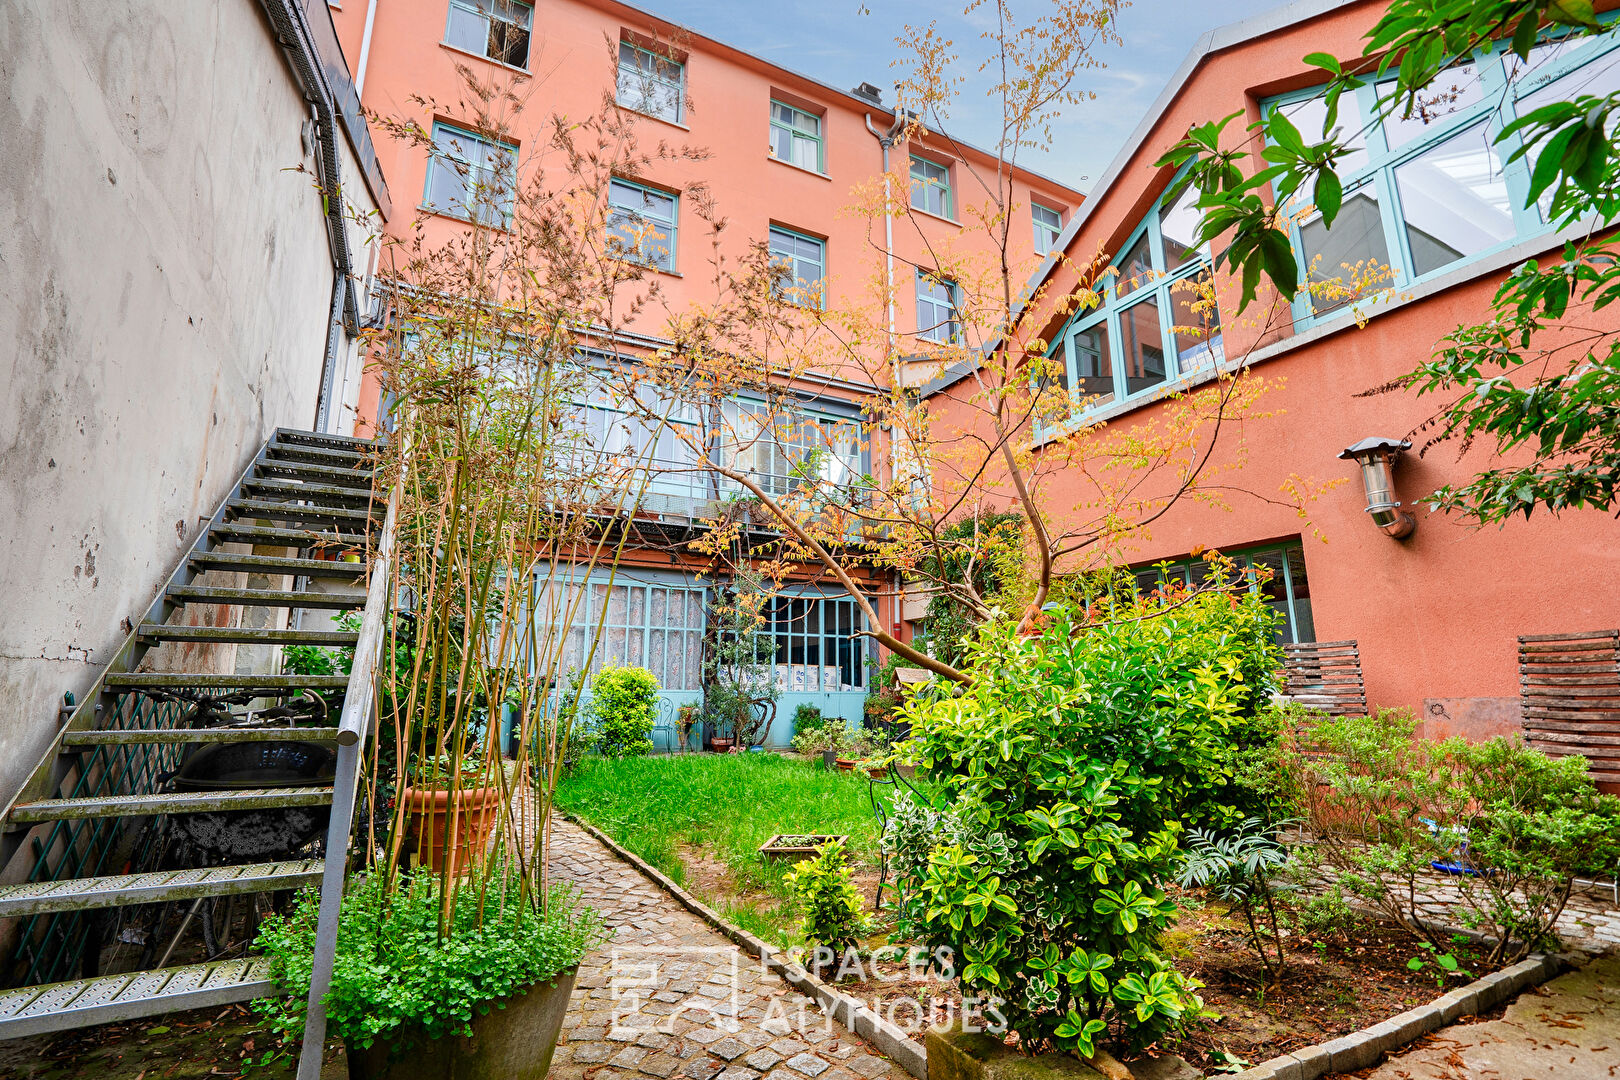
[617,41,685,124]
[423,122,517,226]
[769,226,826,307]
[1132,541,1316,645]
[1032,202,1063,255]
[1048,177,1222,420]
[607,179,678,271]
[556,370,707,503]
[532,573,707,691]
[1265,27,1620,329]
[444,0,532,68]
[721,399,863,499]
[916,271,960,344]
[756,593,868,692]
[909,155,952,218]
[770,101,823,172]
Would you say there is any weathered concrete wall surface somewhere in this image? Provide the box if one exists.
[0,0,358,804]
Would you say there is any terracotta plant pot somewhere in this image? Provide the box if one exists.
[400,784,503,874]
[711,737,735,753]
[835,758,857,771]
[348,967,576,1080]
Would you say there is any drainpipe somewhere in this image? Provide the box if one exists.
[355,0,379,97]
[866,111,908,673]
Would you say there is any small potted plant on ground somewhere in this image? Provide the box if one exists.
[676,703,700,752]
[399,751,506,875]
[792,719,849,769]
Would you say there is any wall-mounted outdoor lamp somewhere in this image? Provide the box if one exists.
[1338,436,1417,539]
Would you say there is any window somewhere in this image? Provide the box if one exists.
[423,122,516,226]
[721,399,863,499]
[557,370,706,508]
[444,0,531,68]
[1264,27,1620,330]
[607,179,677,271]
[770,101,823,172]
[916,272,959,343]
[758,594,868,692]
[1032,202,1063,255]
[1047,174,1222,420]
[1132,541,1316,645]
[769,227,826,307]
[910,155,952,218]
[617,41,685,124]
[534,573,707,691]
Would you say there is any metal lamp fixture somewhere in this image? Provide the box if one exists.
[1338,436,1416,539]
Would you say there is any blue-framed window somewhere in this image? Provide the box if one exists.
[910,155,952,218]
[1048,174,1224,419]
[1132,540,1316,645]
[558,369,707,507]
[1264,27,1620,330]
[607,178,678,271]
[1033,202,1064,256]
[424,121,516,226]
[916,271,960,343]
[444,0,531,68]
[770,101,824,172]
[617,41,685,124]
[721,398,865,499]
[757,592,869,692]
[769,226,826,307]
[532,569,708,691]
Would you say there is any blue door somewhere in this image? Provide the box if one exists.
[757,590,872,748]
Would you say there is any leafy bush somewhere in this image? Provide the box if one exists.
[896,588,1283,1057]
[590,666,658,757]
[784,839,869,955]
[792,719,848,758]
[1177,817,1294,983]
[1285,709,1620,964]
[255,870,603,1053]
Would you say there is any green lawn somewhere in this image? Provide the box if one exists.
[554,753,894,944]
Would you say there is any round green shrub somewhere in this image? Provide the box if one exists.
[591,666,659,757]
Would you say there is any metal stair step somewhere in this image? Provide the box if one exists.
[64,727,353,747]
[275,428,382,450]
[241,477,378,506]
[0,957,278,1040]
[9,787,333,824]
[103,672,349,692]
[0,860,323,918]
[137,624,359,647]
[165,584,366,610]
[208,522,374,550]
[188,550,367,579]
[254,458,376,488]
[226,499,377,526]
[266,441,374,467]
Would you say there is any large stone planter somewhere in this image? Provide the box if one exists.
[926,1022,1105,1080]
[348,967,577,1080]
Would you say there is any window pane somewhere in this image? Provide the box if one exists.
[1167,272,1223,372]
[1276,91,1368,174]
[1381,60,1485,149]
[649,588,667,627]
[1300,185,1391,318]
[445,3,489,54]
[1071,323,1115,407]
[1285,545,1315,644]
[1033,204,1062,256]
[1119,296,1167,396]
[427,154,472,216]
[1115,232,1154,296]
[648,629,665,682]
[1248,549,1293,645]
[1393,122,1513,278]
[1516,48,1620,222]
[1158,185,1204,275]
[910,157,950,217]
[791,132,818,171]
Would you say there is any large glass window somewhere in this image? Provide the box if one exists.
[423,122,516,226]
[916,272,960,343]
[444,0,531,68]
[617,41,685,124]
[1265,27,1620,329]
[1046,170,1223,422]
[534,574,706,691]
[1032,203,1063,255]
[557,370,706,506]
[1132,541,1316,645]
[607,179,677,271]
[770,101,824,172]
[910,156,952,218]
[769,226,826,307]
[721,400,863,499]
[758,594,868,692]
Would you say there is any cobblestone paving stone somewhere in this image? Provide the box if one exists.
[546,816,913,1080]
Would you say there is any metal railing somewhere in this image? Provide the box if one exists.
[295,480,399,1080]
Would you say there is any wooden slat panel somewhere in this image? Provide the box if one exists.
[1519,630,1620,644]
[1525,709,1620,721]
[1519,663,1620,675]
[1520,641,1619,655]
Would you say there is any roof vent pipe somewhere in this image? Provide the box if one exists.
[1339,437,1417,539]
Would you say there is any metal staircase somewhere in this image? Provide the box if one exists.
[0,428,390,1041]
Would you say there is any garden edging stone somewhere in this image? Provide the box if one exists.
[1230,952,1564,1080]
[560,810,930,1079]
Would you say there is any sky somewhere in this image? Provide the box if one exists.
[626,0,1287,192]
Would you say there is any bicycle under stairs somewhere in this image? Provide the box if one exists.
[0,428,390,1041]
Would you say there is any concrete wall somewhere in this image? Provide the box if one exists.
[0,0,377,805]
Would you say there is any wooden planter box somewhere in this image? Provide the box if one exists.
[758,833,848,863]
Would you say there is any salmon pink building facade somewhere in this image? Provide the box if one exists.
[927,0,1620,750]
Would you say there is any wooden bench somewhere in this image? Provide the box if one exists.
[1278,639,1368,717]
[1519,629,1620,791]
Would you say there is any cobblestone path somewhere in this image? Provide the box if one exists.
[547,816,911,1080]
